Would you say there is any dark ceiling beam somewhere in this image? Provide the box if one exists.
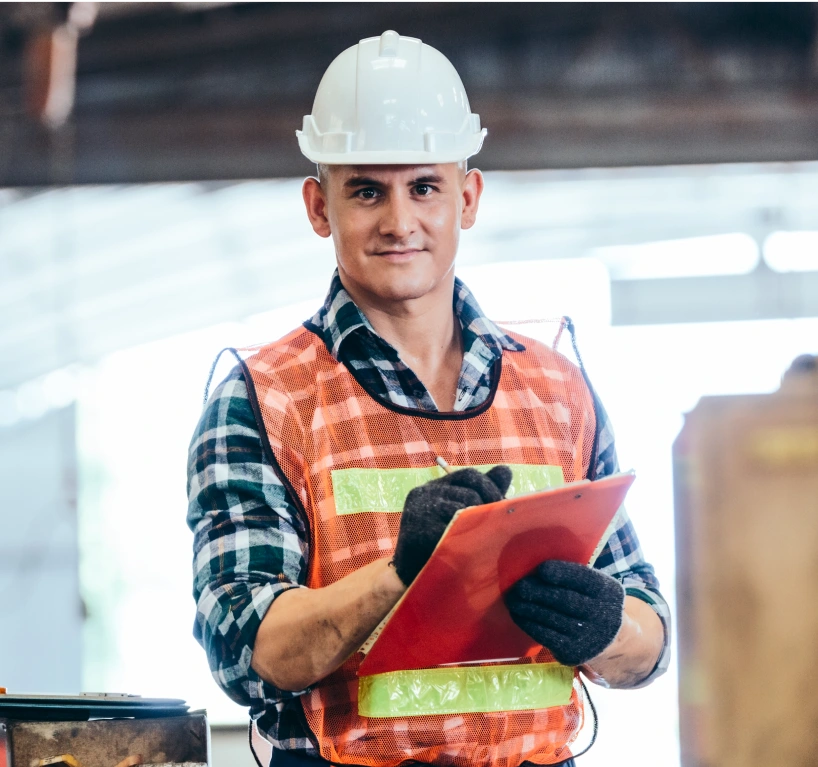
[4,90,818,185]
[1,2,817,185]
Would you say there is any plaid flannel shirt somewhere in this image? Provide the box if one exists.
[187,271,671,755]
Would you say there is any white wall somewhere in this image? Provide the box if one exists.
[0,406,81,693]
[211,724,272,767]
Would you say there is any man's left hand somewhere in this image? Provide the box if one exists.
[505,560,625,667]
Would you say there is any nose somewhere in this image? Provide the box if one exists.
[378,190,416,240]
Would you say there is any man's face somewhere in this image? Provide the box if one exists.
[303,163,483,306]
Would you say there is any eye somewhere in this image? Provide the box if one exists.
[415,184,433,196]
[356,187,380,199]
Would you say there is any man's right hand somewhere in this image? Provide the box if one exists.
[392,466,512,586]
[253,465,512,691]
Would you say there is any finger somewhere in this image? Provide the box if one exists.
[435,485,484,510]
[406,484,480,511]
[510,580,599,621]
[536,560,608,596]
[512,617,565,650]
[446,468,504,504]
[429,497,480,525]
[507,600,581,637]
[485,465,512,496]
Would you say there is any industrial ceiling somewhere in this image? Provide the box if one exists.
[0,2,817,185]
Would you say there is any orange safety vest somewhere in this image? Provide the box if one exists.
[239,320,598,767]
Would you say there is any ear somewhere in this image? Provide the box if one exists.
[302,176,332,238]
[460,168,484,230]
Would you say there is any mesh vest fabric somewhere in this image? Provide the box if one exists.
[239,323,597,767]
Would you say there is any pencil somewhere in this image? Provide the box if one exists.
[435,456,454,474]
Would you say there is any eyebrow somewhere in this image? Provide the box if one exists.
[343,172,446,190]
[411,174,445,185]
[343,176,383,189]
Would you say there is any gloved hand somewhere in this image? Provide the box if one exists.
[505,560,625,667]
[392,466,512,587]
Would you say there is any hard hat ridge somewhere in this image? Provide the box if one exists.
[297,30,486,165]
[378,29,401,57]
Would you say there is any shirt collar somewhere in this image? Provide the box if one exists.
[453,276,525,356]
[308,269,525,362]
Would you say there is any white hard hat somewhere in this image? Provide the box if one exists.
[297,30,486,165]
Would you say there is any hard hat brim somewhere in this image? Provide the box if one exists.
[297,131,486,166]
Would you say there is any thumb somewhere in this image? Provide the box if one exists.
[485,465,512,497]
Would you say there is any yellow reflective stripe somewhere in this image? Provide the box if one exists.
[332,464,564,515]
[358,662,574,718]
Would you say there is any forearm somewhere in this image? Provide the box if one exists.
[580,595,664,689]
[250,558,406,691]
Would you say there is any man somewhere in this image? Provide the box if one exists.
[188,31,670,767]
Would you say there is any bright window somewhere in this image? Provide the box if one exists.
[764,231,818,272]
[592,233,759,280]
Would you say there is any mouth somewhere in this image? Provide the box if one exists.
[374,249,424,261]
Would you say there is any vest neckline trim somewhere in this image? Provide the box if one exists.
[303,322,502,422]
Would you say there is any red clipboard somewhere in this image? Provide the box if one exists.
[357,471,635,677]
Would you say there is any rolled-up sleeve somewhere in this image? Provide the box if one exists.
[590,392,672,686]
[187,365,310,709]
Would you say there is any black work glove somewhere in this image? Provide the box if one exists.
[392,466,512,587]
[505,560,625,667]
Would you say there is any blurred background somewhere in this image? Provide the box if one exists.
[1,3,818,766]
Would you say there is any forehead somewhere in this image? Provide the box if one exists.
[329,164,455,183]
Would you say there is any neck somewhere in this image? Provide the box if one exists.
[339,271,465,410]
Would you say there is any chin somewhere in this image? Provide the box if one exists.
[340,253,454,303]
[369,272,438,302]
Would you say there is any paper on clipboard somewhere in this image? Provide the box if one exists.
[357,471,635,677]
